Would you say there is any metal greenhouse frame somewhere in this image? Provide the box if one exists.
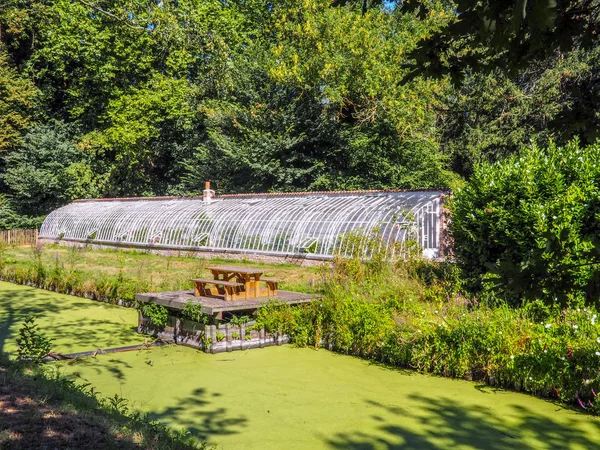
[39,190,448,260]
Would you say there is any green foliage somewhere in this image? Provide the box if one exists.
[405,0,600,81]
[0,194,43,230]
[440,47,600,177]
[229,315,250,326]
[255,301,296,335]
[394,299,600,412]
[141,303,169,329]
[0,51,36,152]
[182,1,458,194]
[451,139,600,306]
[182,301,209,324]
[15,316,53,363]
[3,121,103,215]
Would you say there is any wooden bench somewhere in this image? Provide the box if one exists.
[260,277,279,296]
[192,278,243,301]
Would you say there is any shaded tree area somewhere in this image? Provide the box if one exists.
[0,0,598,226]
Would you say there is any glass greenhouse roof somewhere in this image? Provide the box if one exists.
[39,191,447,259]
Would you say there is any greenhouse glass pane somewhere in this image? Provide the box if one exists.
[39,191,447,259]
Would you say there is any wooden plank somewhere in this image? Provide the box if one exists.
[191,278,243,287]
[136,290,316,315]
[207,266,264,275]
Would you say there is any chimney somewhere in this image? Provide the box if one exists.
[203,180,215,204]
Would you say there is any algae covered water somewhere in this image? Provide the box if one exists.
[57,345,600,450]
[0,281,141,355]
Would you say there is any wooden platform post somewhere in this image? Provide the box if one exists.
[225,324,232,352]
[210,325,217,354]
[240,324,245,350]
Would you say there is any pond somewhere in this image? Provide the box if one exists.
[2,281,599,449]
[0,281,141,355]
[56,345,600,450]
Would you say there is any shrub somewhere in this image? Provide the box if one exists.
[182,301,210,324]
[229,315,251,326]
[140,303,169,329]
[451,139,600,307]
[15,317,53,363]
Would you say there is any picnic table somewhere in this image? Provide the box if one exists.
[191,265,279,301]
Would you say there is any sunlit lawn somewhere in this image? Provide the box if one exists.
[4,244,322,293]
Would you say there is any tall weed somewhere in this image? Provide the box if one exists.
[258,256,600,412]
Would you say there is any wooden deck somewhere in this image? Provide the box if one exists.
[136,289,316,315]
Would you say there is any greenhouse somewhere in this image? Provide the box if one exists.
[39,189,449,260]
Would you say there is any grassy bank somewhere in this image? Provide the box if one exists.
[55,344,600,449]
[0,355,206,449]
[0,244,321,306]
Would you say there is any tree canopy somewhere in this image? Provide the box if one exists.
[0,0,598,227]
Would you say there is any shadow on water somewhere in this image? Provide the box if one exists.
[0,289,62,354]
[151,387,248,440]
[41,317,142,349]
[0,286,140,355]
[325,393,600,449]
[65,356,247,441]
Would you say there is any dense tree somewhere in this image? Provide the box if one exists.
[179,0,458,193]
[403,0,600,81]
[3,121,102,216]
[0,0,597,226]
[439,44,600,176]
[0,52,36,153]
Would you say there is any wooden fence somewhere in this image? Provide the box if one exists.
[0,229,38,246]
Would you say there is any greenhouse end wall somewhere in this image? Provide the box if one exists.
[39,190,451,261]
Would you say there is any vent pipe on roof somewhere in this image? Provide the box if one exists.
[203,181,215,204]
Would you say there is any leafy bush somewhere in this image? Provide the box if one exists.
[140,303,169,329]
[15,317,53,363]
[257,257,600,412]
[182,301,210,324]
[229,315,251,326]
[451,139,600,306]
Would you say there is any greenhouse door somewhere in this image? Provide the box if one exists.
[421,200,439,258]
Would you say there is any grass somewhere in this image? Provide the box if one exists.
[55,344,600,450]
[2,244,322,293]
[0,281,142,355]
[0,355,204,449]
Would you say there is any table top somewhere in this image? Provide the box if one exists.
[207,266,265,275]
